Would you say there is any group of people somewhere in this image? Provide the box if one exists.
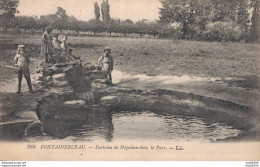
[41,27,68,62]
[14,26,114,94]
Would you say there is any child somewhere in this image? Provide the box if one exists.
[52,34,61,56]
[14,45,33,93]
[98,47,114,85]
[61,35,68,52]
[52,34,61,50]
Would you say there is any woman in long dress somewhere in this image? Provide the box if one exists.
[41,27,53,62]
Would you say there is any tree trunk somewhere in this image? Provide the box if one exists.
[182,20,188,39]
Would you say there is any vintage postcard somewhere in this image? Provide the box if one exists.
[0,0,259,161]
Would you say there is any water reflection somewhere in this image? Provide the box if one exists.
[43,106,114,142]
[72,107,114,142]
[110,111,241,142]
[58,110,241,142]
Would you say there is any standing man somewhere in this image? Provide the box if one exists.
[14,45,33,93]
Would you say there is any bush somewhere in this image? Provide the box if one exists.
[158,25,182,39]
[202,21,242,42]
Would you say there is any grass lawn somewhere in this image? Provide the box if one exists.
[0,34,259,81]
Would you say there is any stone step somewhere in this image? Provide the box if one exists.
[63,100,86,108]
[0,119,43,140]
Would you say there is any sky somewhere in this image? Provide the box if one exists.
[17,0,162,22]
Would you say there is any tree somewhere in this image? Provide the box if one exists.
[159,0,247,40]
[159,0,204,38]
[249,0,260,42]
[0,0,19,30]
[15,16,38,30]
[94,1,100,21]
[202,21,242,41]
[68,16,82,33]
[101,0,110,22]
[104,19,119,36]
[158,24,177,38]
[37,14,57,31]
[147,21,163,38]
[119,19,135,36]
[0,0,19,16]
[210,0,238,22]
[187,0,212,39]
[55,6,69,32]
[236,0,250,39]
[135,20,148,37]
[88,19,104,35]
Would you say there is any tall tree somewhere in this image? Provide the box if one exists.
[55,6,69,32]
[56,7,67,17]
[0,0,19,30]
[94,1,100,21]
[159,0,211,38]
[101,0,110,22]
[250,0,260,42]
[210,0,238,22]
[237,0,249,34]
[159,0,190,37]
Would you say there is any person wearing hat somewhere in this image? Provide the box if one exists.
[41,26,53,62]
[14,45,33,93]
[98,47,114,85]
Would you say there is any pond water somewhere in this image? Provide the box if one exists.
[62,110,241,143]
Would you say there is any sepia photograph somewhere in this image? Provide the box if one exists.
[0,0,259,162]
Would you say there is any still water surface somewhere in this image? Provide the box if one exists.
[63,110,241,143]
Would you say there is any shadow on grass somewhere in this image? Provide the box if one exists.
[0,43,18,50]
[223,75,260,89]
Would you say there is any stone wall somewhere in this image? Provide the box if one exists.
[33,51,112,138]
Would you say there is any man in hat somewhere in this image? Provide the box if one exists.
[98,47,114,85]
[14,45,33,93]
